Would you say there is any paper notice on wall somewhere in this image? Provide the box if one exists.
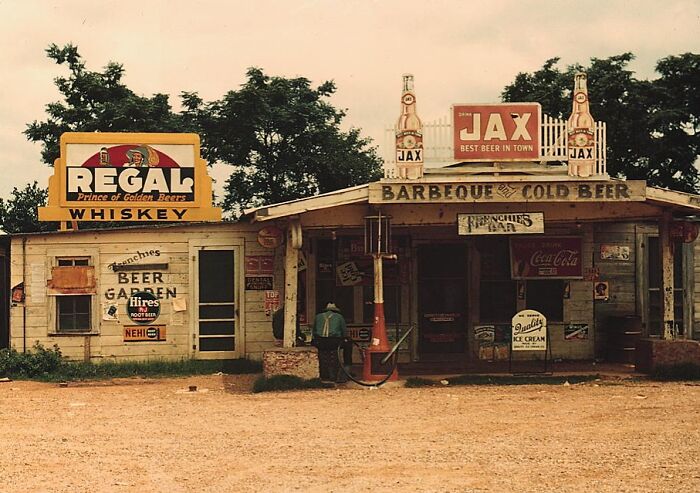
[102,301,119,321]
[336,261,362,286]
[172,297,187,312]
[30,263,46,304]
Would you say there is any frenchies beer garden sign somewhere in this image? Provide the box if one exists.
[38,133,221,222]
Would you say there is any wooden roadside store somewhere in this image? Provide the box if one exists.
[3,75,700,372]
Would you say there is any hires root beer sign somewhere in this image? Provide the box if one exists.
[510,236,582,279]
[453,103,540,161]
[38,133,221,222]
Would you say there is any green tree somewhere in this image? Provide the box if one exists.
[25,43,192,167]
[189,67,383,214]
[25,46,382,220]
[502,53,700,192]
[0,182,57,233]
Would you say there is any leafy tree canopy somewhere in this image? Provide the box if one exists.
[502,53,700,192]
[0,182,57,234]
[25,43,192,167]
[184,67,382,214]
[24,44,382,220]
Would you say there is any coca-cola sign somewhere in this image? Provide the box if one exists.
[510,237,582,279]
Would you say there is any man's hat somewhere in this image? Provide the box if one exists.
[325,302,340,312]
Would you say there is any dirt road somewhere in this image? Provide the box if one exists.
[1,375,699,492]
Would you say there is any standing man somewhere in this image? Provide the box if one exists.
[313,302,352,382]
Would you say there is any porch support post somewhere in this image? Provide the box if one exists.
[659,211,675,339]
[283,218,302,348]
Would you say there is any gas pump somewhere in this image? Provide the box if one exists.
[362,211,398,382]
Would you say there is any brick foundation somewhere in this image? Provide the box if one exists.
[262,347,319,379]
[636,338,700,374]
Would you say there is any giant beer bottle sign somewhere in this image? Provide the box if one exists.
[38,133,221,222]
[395,74,424,179]
[567,72,596,177]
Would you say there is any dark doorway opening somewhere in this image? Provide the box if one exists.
[417,244,468,358]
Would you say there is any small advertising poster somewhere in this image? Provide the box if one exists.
[127,291,161,325]
[245,276,274,291]
[600,245,630,261]
[594,281,609,301]
[511,236,582,279]
[512,309,547,351]
[347,327,371,343]
[245,255,274,275]
[474,325,496,344]
[564,324,589,340]
[124,325,166,342]
[336,261,363,286]
[102,301,119,321]
[264,290,280,316]
[257,226,283,249]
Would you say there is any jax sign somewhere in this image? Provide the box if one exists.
[38,133,221,222]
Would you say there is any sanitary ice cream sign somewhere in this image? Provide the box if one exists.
[39,133,221,222]
[511,309,547,351]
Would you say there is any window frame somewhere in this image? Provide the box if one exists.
[639,233,692,338]
[49,255,98,336]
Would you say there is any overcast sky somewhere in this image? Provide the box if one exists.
[0,0,698,199]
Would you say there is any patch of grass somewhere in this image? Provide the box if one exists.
[0,344,261,381]
[649,363,700,381]
[405,374,600,387]
[252,375,334,393]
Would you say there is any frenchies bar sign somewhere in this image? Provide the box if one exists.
[457,212,544,235]
[510,236,582,279]
[38,133,221,222]
[453,103,541,161]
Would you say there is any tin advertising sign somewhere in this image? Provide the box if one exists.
[38,133,221,222]
[512,310,547,351]
[458,212,544,235]
[510,236,582,279]
[453,103,540,161]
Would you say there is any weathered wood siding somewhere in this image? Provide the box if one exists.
[592,223,640,357]
[9,223,282,362]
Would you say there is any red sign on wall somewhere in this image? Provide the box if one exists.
[510,236,582,279]
[453,103,540,161]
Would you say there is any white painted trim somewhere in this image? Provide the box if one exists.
[188,238,245,360]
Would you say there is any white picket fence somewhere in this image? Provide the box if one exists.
[383,114,607,177]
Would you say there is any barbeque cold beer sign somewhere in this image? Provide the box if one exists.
[39,133,221,222]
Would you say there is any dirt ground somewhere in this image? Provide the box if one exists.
[1,374,699,493]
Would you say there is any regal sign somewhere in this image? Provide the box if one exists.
[453,103,541,161]
[38,133,221,222]
[510,236,582,279]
